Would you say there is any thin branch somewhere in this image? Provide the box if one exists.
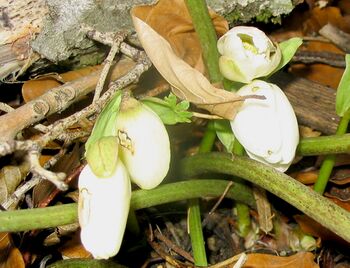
[38,54,152,147]
[209,181,234,214]
[192,112,223,120]
[93,31,127,102]
[2,146,69,209]
[0,102,14,113]
[27,148,67,191]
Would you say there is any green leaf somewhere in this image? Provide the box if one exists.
[213,120,235,152]
[336,54,350,116]
[141,93,192,125]
[273,37,303,74]
[85,91,122,152]
[84,92,122,176]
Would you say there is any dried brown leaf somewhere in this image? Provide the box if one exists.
[253,187,273,234]
[292,169,318,185]
[243,252,319,268]
[294,214,350,246]
[33,144,81,207]
[0,233,25,268]
[22,65,102,102]
[303,7,350,34]
[131,0,244,120]
[330,169,350,185]
[0,163,30,206]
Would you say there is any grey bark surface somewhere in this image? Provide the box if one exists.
[31,0,297,63]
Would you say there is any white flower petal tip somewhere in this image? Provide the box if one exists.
[116,97,171,190]
[230,80,299,172]
[78,161,131,259]
[218,26,281,83]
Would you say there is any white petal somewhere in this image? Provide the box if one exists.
[231,80,299,172]
[219,56,252,83]
[271,84,299,164]
[78,162,131,259]
[231,81,283,162]
[117,101,170,189]
[217,26,281,83]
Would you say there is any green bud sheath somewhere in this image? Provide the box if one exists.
[85,136,119,178]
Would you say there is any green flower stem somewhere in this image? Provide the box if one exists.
[180,152,350,243]
[0,180,254,233]
[187,198,207,266]
[126,208,140,236]
[0,203,78,233]
[185,0,223,265]
[232,139,252,237]
[188,122,216,266]
[297,134,350,156]
[185,0,222,84]
[232,138,245,156]
[47,259,127,268]
[314,111,350,194]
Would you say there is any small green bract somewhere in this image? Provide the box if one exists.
[141,93,192,125]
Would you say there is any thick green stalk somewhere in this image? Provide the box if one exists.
[181,152,350,243]
[185,0,223,265]
[297,134,350,156]
[47,259,126,268]
[126,208,140,236]
[0,179,255,233]
[314,111,350,194]
[232,139,252,237]
[185,0,222,83]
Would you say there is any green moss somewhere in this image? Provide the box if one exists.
[255,9,282,24]
[224,9,242,24]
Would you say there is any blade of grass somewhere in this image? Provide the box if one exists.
[185,0,224,265]
[313,111,350,194]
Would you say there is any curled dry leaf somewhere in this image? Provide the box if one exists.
[0,163,30,206]
[243,252,319,268]
[131,0,245,120]
[22,65,102,102]
[0,233,25,268]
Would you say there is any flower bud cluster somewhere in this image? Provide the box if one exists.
[218,26,299,172]
[78,97,170,259]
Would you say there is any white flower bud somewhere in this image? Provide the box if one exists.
[217,26,281,83]
[116,97,170,190]
[78,161,131,259]
[230,80,299,172]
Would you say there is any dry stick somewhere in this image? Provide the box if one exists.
[0,101,49,134]
[0,55,136,142]
[0,44,150,196]
[38,54,151,147]
[92,31,127,103]
[192,112,223,120]
[2,146,69,209]
[0,102,14,113]
[27,150,67,190]
[154,229,195,263]
[208,253,246,268]
[209,181,234,215]
[319,23,350,53]
[292,51,346,68]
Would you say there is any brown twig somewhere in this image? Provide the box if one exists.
[292,51,345,68]
[92,31,127,102]
[319,23,350,53]
[208,253,247,268]
[154,229,195,263]
[37,163,85,208]
[147,230,190,268]
[209,181,234,215]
